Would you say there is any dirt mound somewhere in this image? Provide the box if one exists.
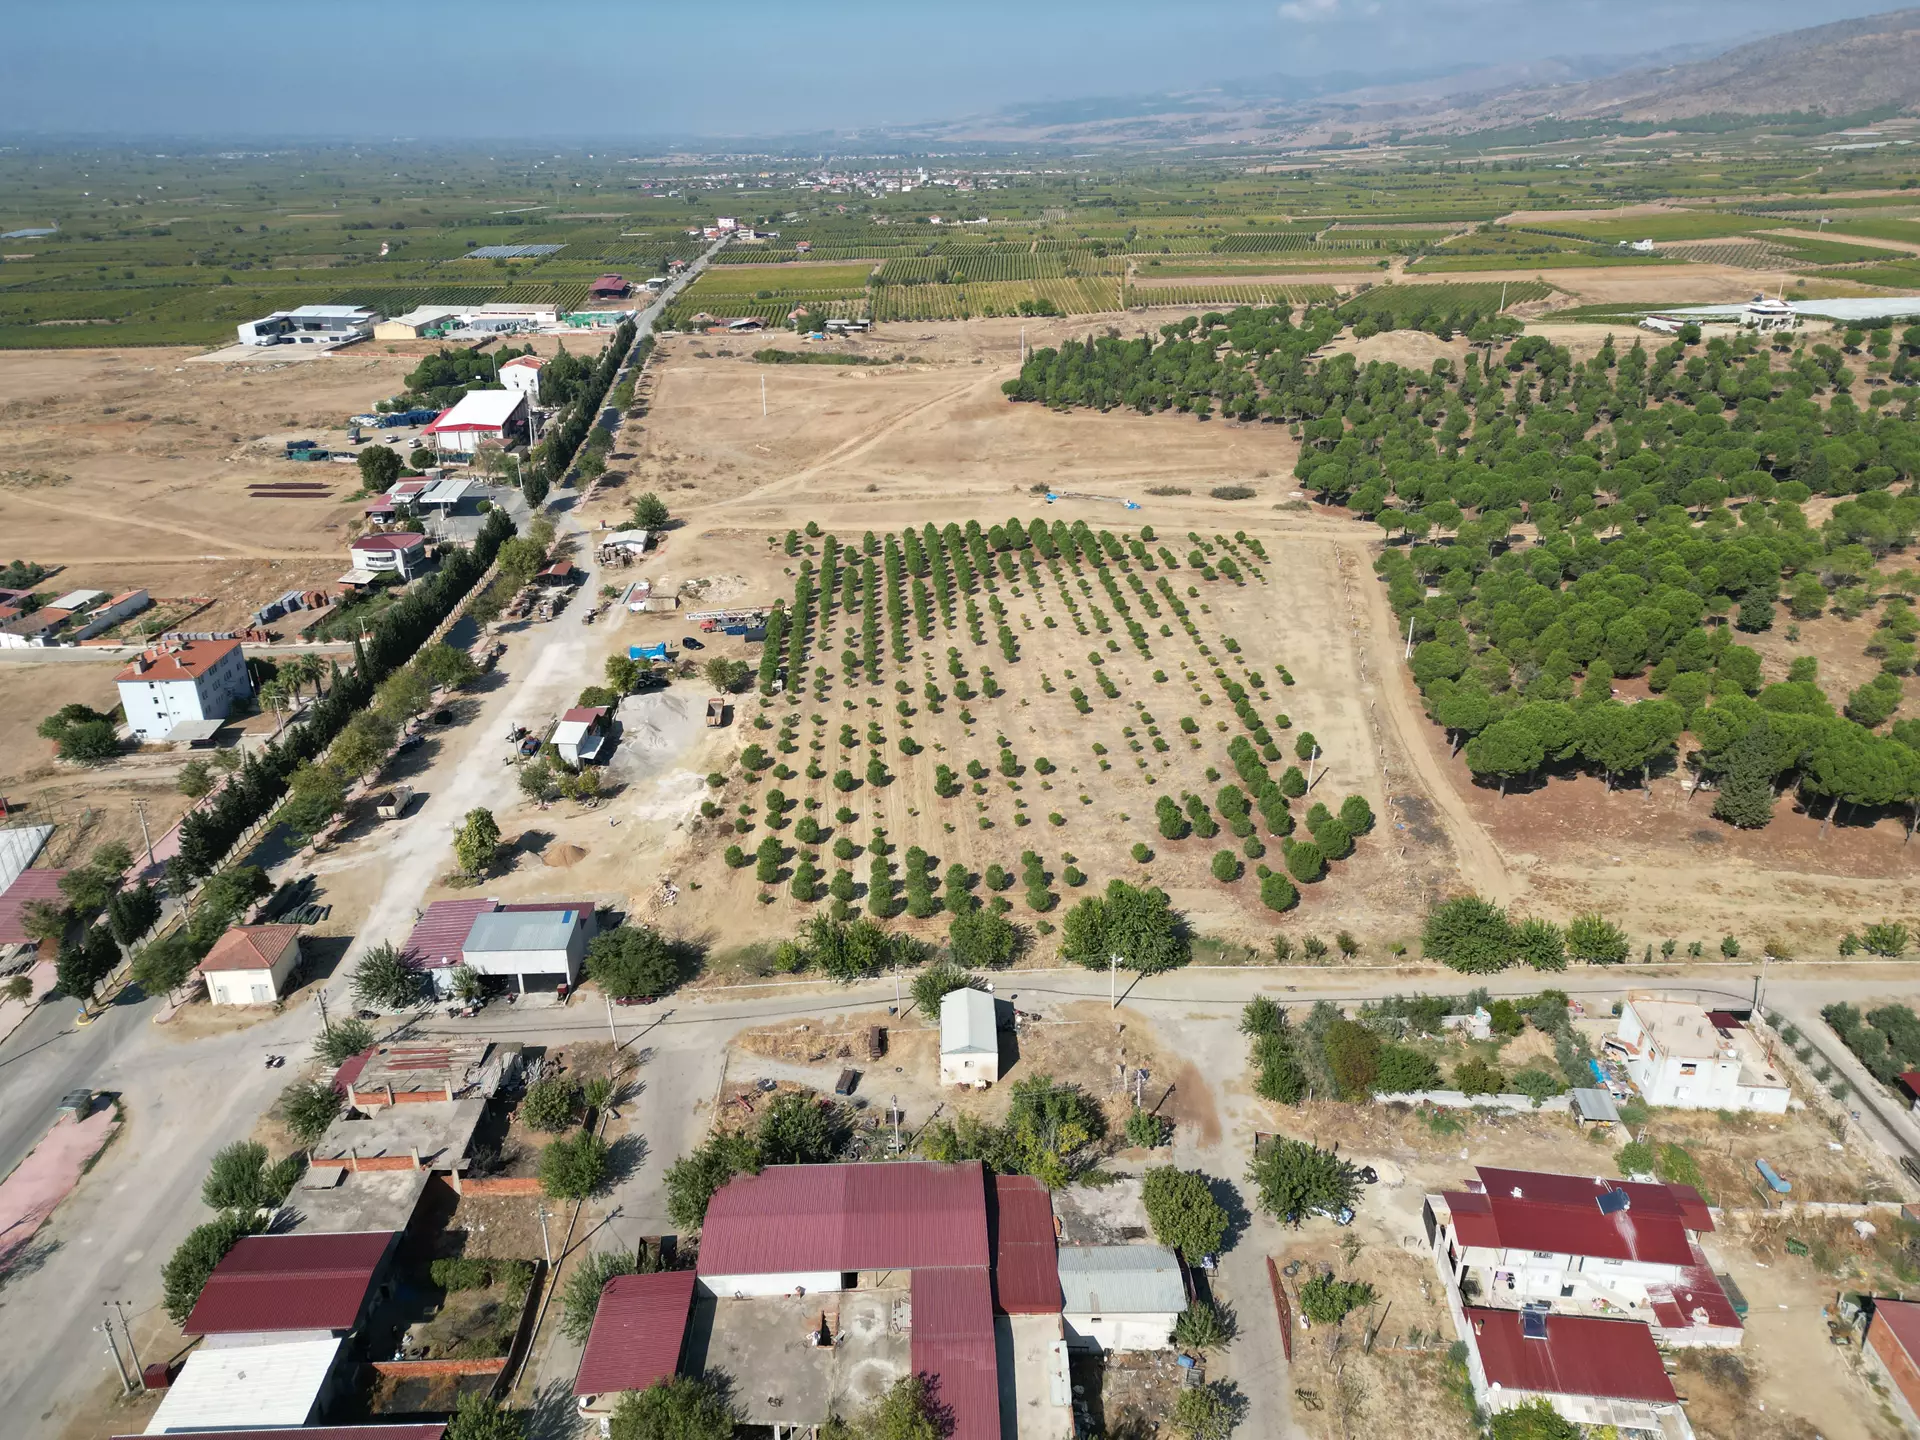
[543,842,587,868]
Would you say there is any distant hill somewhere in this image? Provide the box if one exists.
[866,8,1920,148]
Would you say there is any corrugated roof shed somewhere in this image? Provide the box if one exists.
[1647,1243,1744,1333]
[1057,1245,1186,1315]
[200,924,301,973]
[990,1174,1060,1314]
[140,1337,343,1433]
[0,868,70,946]
[425,390,525,434]
[185,1230,394,1336]
[574,1270,697,1397]
[1467,1307,1677,1403]
[1463,1167,1702,1267]
[910,1267,1000,1440]
[401,898,495,970]
[464,908,580,953]
[697,1161,990,1276]
[941,988,996,1056]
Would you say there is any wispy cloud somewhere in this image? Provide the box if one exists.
[1278,0,1381,21]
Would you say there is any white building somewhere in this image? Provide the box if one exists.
[142,1336,345,1433]
[424,389,530,456]
[463,302,558,332]
[940,987,1000,1086]
[199,924,302,1006]
[348,531,429,580]
[1608,996,1789,1113]
[69,588,150,640]
[116,640,253,743]
[459,904,593,991]
[1426,1166,1743,1348]
[551,705,610,766]
[236,304,378,348]
[499,354,546,398]
[1057,1245,1187,1352]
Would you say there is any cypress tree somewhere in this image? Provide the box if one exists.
[1712,716,1777,829]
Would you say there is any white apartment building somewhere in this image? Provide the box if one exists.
[1608,996,1790,1113]
[115,640,253,742]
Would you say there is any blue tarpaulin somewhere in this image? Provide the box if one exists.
[629,643,669,660]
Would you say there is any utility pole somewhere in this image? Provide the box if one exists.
[605,993,618,1046]
[1110,952,1119,1009]
[891,1094,901,1151]
[98,1318,132,1395]
[132,799,154,873]
[1403,614,1415,661]
[111,1299,145,1389]
[536,1203,553,1268]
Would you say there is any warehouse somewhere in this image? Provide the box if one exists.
[1057,1245,1187,1351]
[372,306,464,340]
[423,390,529,456]
[237,305,378,348]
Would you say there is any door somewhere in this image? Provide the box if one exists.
[250,983,271,1004]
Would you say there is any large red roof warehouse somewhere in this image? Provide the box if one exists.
[185,1231,395,1336]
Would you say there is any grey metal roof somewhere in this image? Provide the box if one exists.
[1057,1244,1186,1315]
[1667,296,1920,321]
[463,908,579,953]
[1571,1088,1622,1123]
[940,987,996,1054]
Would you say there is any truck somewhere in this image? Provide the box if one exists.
[374,786,413,820]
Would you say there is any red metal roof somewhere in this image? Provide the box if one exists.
[1468,1307,1677,1404]
[1704,1011,1745,1030]
[1665,1183,1714,1233]
[401,898,495,970]
[1647,1245,1742,1333]
[1898,1071,1920,1100]
[990,1174,1060,1314]
[110,1428,445,1440]
[331,1046,376,1096]
[0,868,69,946]
[1468,1167,1698,1268]
[697,1161,990,1276]
[574,1270,696,1397]
[199,924,300,973]
[910,1268,1001,1440]
[114,638,242,684]
[560,706,608,725]
[185,1230,395,1336]
[351,533,426,552]
[1874,1298,1920,1361]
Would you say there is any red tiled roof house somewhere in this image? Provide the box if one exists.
[200,923,302,1006]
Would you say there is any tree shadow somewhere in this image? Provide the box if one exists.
[1206,1174,1255,1254]
[523,1376,582,1440]
[606,1133,650,1186]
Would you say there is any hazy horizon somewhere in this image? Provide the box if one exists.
[0,0,1905,142]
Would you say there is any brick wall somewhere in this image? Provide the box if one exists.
[369,1357,508,1378]
[310,1153,419,1173]
[460,1176,542,1196]
[1871,1319,1920,1421]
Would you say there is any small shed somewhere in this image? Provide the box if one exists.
[552,705,610,766]
[1571,1087,1622,1128]
[461,905,592,991]
[1057,1244,1187,1352]
[198,924,302,1006]
[940,987,999,1086]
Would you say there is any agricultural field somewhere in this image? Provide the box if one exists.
[1337,280,1554,322]
[1122,282,1340,309]
[682,518,1392,948]
[870,277,1122,321]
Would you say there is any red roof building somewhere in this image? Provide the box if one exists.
[111,1428,445,1440]
[185,1231,397,1337]
[697,1160,991,1277]
[1869,1298,1920,1427]
[1467,1307,1678,1405]
[573,1270,697,1400]
[114,637,242,685]
[0,868,69,947]
[588,274,631,298]
[910,1267,1001,1440]
[1443,1166,1706,1267]
[200,924,302,973]
[990,1174,1060,1314]
[400,898,496,971]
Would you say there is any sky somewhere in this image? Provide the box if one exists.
[0,0,1904,141]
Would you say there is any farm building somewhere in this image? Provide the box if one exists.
[939,987,1000,1086]
[551,705,610,766]
[1866,1298,1920,1432]
[424,390,529,456]
[1427,1166,1742,1349]
[237,304,378,348]
[588,274,632,299]
[199,924,302,1006]
[459,905,594,992]
[372,306,464,340]
[1607,996,1789,1113]
[463,302,557,332]
[116,639,253,743]
[498,354,545,398]
[140,1337,351,1433]
[347,531,429,580]
[1056,1245,1187,1352]
[1462,1307,1686,1434]
[184,1230,399,1341]
[693,1160,1060,1440]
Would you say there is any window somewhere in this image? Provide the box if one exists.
[1679,1063,1697,1076]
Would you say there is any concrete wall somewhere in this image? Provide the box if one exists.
[1062,1312,1179,1352]
[699,1271,845,1299]
[941,1051,999,1086]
